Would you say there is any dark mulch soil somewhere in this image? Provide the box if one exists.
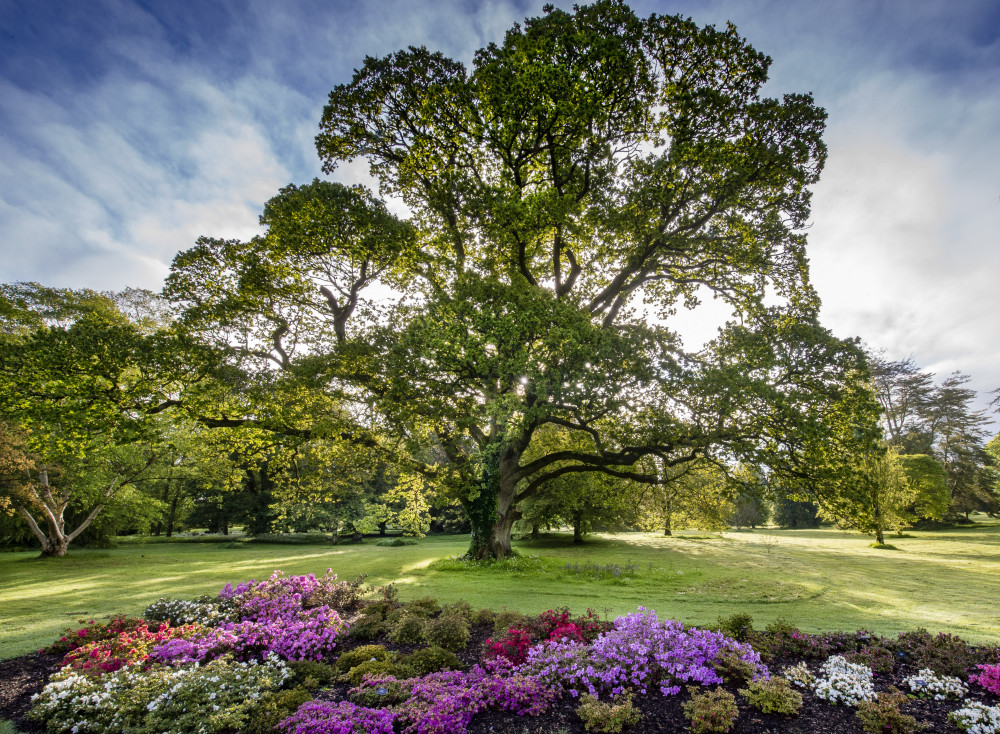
[3,629,998,733]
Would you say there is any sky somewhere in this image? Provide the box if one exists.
[1,0,998,429]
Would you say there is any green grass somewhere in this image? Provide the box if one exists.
[3,524,1000,660]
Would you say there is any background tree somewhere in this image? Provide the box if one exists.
[0,285,198,555]
[168,0,870,559]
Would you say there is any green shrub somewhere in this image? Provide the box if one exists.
[360,600,396,619]
[0,720,26,734]
[243,687,313,734]
[335,645,392,673]
[856,688,924,734]
[339,658,413,687]
[348,678,412,707]
[493,610,532,637]
[376,537,419,546]
[348,615,390,641]
[287,660,338,686]
[682,687,739,734]
[716,613,754,643]
[426,613,471,651]
[403,645,464,675]
[405,596,442,618]
[738,678,802,715]
[846,645,895,674]
[389,614,427,645]
[712,650,759,688]
[576,693,641,733]
[442,600,474,622]
[895,629,980,678]
[471,607,496,627]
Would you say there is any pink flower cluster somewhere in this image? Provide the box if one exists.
[972,662,1000,695]
[279,701,395,734]
[152,571,347,664]
[62,620,198,676]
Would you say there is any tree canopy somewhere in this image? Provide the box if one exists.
[166,0,878,559]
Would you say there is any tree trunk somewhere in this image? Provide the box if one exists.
[531,523,539,539]
[663,498,673,536]
[165,494,179,537]
[572,513,583,544]
[464,442,521,560]
[874,526,885,545]
[378,521,387,537]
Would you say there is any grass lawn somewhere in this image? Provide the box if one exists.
[2,523,1000,660]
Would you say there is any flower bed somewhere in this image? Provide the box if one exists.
[13,569,1000,734]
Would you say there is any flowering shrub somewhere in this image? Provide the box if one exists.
[949,700,1000,734]
[40,616,147,656]
[782,662,815,688]
[895,629,980,678]
[62,620,199,676]
[972,663,1000,696]
[144,596,227,626]
[484,628,533,665]
[29,654,290,734]
[278,700,396,734]
[812,655,875,705]
[521,608,765,698]
[738,677,802,715]
[152,571,347,664]
[903,667,968,700]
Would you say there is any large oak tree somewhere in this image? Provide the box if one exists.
[168,1,878,558]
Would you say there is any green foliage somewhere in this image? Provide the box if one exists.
[389,614,427,645]
[348,614,390,641]
[402,645,463,675]
[425,613,471,651]
[441,600,474,622]
[493,610,533,637]
[855,688,924,734]
[338,658,411,687]
[712,650,759,688]
[335,645,392,673]
[404,596,442,618]
[348,678,412,707]
[771,495,821,529]
[243,687,313,734]
[716,613,754,643]
[846,645,895,674]
[377,537,419,546]
[682,687,739,734]
[895,629,982,679]
[576,693,641,733]
[738,677,803,715]
[287,660,338,686]
[471,607,496,627]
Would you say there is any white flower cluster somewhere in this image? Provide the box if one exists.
[949,700,1000,734]
[29,655,289,734]
[811,655,875,706]
[144,597,226,626]
[782,662,815,689]
[903,668,968,700]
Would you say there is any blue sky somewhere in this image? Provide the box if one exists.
[1,0,998,427]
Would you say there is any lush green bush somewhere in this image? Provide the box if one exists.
[349,614,390,641]
[403,645,463,675]
[738,678,802,715]
[855,688,923,734]
[335,644,392,673]
[576,693,641,733]
[682,687,739,734]
[288,659,338,686]
[846,645,895,674]
[425,613,471,651]
[442,600,474,622]
[716,613,754,643]
[712,650,759,687]
[895,629,982,679]
[348,677,412,707]
[471,607,496,627]
[243,686,313,734]
[405,596,442,618]
[376,537,419,547]
[492,609,532,637]
[389,614,427,645]
[339,658,413,686]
